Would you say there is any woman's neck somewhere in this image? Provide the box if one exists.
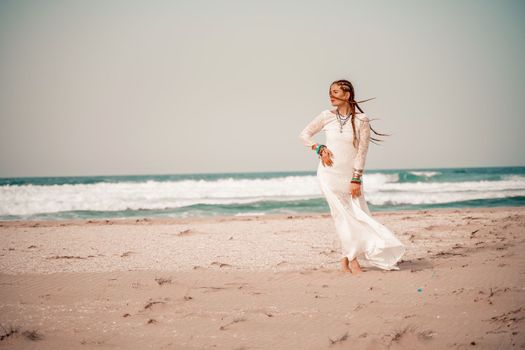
[337,105,351,116]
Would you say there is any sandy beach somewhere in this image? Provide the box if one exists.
[0,206,524,349]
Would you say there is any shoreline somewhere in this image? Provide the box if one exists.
[1,205,521,228]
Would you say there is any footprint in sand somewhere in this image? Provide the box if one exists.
[219,317,247,330]
[120,251,136,258]
[210,261,232,268]
[177,229,194,236]
[142,298,169,311]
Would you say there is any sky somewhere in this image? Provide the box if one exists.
[0,0,524,178]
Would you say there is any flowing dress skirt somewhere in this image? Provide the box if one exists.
[317,159,406,271]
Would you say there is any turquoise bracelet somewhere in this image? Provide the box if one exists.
[315,144,325,155]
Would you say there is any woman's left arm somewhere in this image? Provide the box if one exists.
[350,115,370,198]
[353,114,371,173]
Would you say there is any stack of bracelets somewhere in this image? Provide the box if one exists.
[314,144,326,157]
[351,168,363,184]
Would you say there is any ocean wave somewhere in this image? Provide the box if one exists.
[366,190,525,206]
[0,176,323,216]
[408,171,441,177]
[1,171,524,217]
[500,174,525,181]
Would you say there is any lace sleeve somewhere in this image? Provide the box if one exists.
[299,112,325,148]
[353,114,371,171]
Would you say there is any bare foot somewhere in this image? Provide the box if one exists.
[350,258,363,274]
[341,257,352,273]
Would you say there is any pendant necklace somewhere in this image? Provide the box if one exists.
[336,109,351,133]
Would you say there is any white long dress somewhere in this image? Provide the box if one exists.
[299,109,406,270]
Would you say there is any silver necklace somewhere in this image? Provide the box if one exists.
[336,109,351,133]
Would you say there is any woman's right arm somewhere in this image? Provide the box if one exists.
[299,112,325,149]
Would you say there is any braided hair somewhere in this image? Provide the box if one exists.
[330,79,390,149]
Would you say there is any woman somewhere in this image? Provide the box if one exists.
[299,79,406,274]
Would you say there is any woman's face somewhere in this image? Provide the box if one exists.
[329,84,349,106]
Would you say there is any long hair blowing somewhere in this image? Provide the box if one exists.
[330,79,390,148]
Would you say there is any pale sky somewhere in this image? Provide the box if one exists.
[1,0,524,178]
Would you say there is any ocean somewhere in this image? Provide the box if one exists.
[0,166,524,221]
